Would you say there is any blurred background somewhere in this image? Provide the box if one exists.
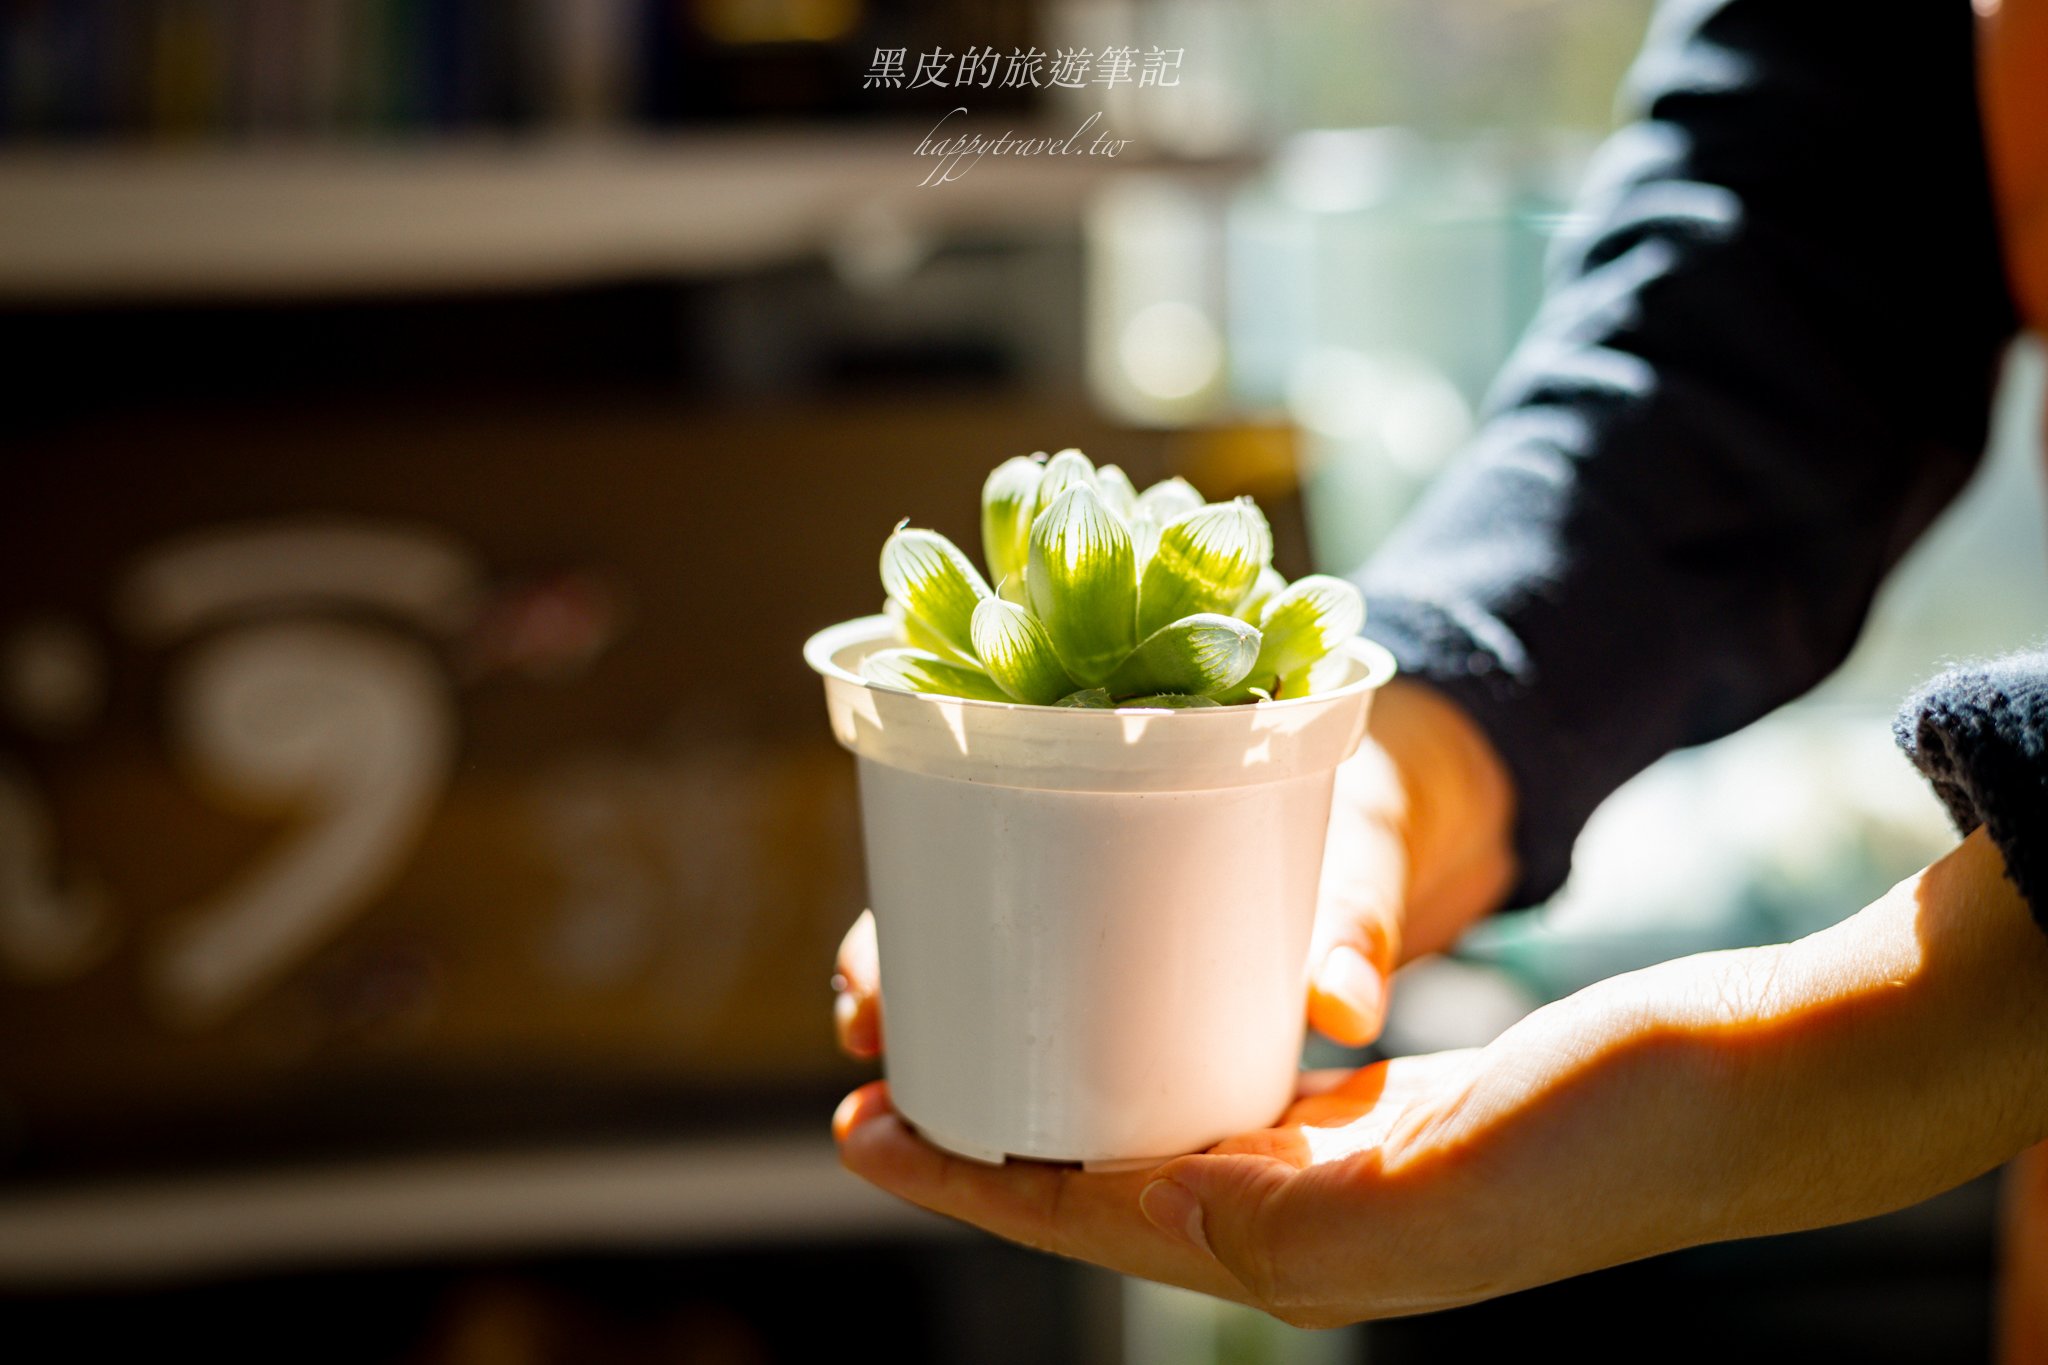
[0,1,2039,1361]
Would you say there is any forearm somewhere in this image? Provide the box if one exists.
[1696,826,2048,1236]
[1357,0,2012,911]
[1431,827,2048,1291]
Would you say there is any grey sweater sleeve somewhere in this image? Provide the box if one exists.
[1354,0,2017,908]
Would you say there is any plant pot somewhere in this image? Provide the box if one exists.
[805,614,1397,1168]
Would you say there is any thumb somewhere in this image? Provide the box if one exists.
[1139,1151,1293,1303]
[1307,810,1408,1046]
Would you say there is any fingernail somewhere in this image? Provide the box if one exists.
[835,993,879,1057]
[1140,1179,1210,1256]
[1318,944,1382,1023]
[832,1090,866,1142]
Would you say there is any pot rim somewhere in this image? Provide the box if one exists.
[804,613,1396,715]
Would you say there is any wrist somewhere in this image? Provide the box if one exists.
[1363,678,1518,954]
[1369,972,1743,1293]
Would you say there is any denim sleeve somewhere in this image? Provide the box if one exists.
[1355,0,2018,908]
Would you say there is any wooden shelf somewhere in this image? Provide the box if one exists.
[0,1132,952,1287]
[0,129,1237,302]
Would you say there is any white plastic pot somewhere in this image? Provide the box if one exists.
[806,614,1396,1168]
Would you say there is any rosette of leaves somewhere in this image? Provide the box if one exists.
[865,449,1364,708]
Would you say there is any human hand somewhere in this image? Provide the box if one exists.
[834,990,1707,1325]
[838,829,2048,1325]
[833,1050,1504,1324]
[830,677,1519,1058]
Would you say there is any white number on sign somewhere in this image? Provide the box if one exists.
[152,620,454,1025]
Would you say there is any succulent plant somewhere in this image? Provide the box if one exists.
[1028,484,1139,687]
[1104,613,1260,699]
[970,597,1074,705]
[1095,463,1140,521]
[1235,565,1288,623]
[861,647,1013,702]
[869,450,1364,708]
[1034,448,1098,518]
[1214,574,1370,703]
[881,524,992,662]
[1137,498,1272,636]
[980,455,1044,604]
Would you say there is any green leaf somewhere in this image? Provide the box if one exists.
[880,525,993,662]
[1235,566,1288,622]
[981,454,1044,606]
[860,647,1012,702]
[1104,613,1261,699]
[1115,693,1221,709]
[1254,574,1365,679]
[1277,652,1350,699]
[1034,448,1097,520]
[1129,514,1163,576]
[1054,687,1115,708]
[1096,463,1139,522]
[1137,498,1273,636]
[970,597,1075,704]
[1135,476,1203,526]
[1218,574,1365,702]
[885,595,964,661]
[1027,485,1139,687]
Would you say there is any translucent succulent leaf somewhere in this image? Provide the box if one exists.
[1116,693,1221,709]
[1096,464,1139,522]
[1217,574,1365,702]
[981,455,1044,607]
[1027,485,1139,687]
[1130,513,1163,576]
[1254,574,1365,680]
[1234,566,1288,622]
[1134,476,1202,527]
[970,597,1074,705]
[1277,651,1351,699]
[1137,498,1273,637]
[1055,687,1114,708]
[885,594,965,661]
[860,647,1011,702]
[1034,448,1098,520]
[1104,613,1261,699]
[880,525,993,662]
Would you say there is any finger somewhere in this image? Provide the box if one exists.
[1307,808,1408,1047]
[836,909,879,996]
[832,1078,894,1142]
[1140,1148,1298,1308]
[1282,1063,1394,1130]
[1145,1050,1494,1324]
[835,1083,1261,1305]
[1142,1059,1428,1309]
[833,989,882,1059]
[1281,1051,1484,1132]
[1294,1067,1356,1099]
[833,910,882,1058]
